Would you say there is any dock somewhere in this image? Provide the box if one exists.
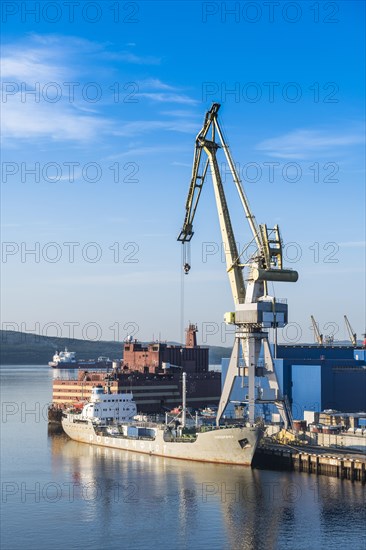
[253,442,366,483]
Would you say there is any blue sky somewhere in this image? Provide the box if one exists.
[1,1,365,347]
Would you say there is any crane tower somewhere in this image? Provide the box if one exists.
[178,103,298,428]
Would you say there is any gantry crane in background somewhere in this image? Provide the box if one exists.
[344,315,357,346]
[310,315,323,345]
[178,103,298,428]
[310,315,336,345]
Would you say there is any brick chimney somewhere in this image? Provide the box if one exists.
[185,323,198,348]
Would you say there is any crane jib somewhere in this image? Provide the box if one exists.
[176,103,299,430]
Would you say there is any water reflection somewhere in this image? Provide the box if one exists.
[1,365,364,550]
[47,429,365,550]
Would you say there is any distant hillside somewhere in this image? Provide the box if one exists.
[0,330,232,365]
[0,331,123,365]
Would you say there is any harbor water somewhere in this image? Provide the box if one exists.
[1,365,365,550]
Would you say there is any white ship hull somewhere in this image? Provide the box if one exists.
[62,417,261,466]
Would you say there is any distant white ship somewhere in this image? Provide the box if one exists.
[48,348,112,369]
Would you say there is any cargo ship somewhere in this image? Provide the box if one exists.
[61,384,261,466]
[49,324,221,422]
[49,348,113,369]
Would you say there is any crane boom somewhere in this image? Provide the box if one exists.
[344,315,357,346]
[178,103,296,301]
[178,103,261,250]
[178,104,219,243]
[203,139,246,304]
[178,104,246,303]
[212,116,262,252]
[311,315,323,345]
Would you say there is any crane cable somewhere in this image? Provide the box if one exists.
[180,256,184,345]
[180,242,192,343]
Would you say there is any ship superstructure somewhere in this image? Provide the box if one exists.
[73,385,137,423]
[49,348,77,368]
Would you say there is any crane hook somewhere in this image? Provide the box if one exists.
[182,242,191,274]
[183,263,191,275]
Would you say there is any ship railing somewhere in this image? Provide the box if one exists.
[108,420,165,429]
[198,423,247,432]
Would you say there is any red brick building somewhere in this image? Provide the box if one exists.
[122,324,208,374]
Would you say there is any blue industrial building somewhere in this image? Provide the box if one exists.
[276,345,366,416]
[222,346,366,419]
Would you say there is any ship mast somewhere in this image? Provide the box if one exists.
[182,372,187,429]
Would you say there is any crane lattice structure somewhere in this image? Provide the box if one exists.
[178,103,298,428]
[311,315,323,345]
[344,315,357,347]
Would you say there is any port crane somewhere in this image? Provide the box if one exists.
[344,315,357,346]
[178,103,298,428]
[311,315,323,345]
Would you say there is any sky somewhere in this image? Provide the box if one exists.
[1,0,365,348]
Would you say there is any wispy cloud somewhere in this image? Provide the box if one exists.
[138,92,198,105]
[3,109,195,144]
[1,55,67,83]
[137,79,198,106]
[1,34,104,83]
[2,99,111,142]
[257,128,365,159]
[1,34,112,143]
[28,33,101,52]
[1,34,197,144]
[139,78,176,91]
